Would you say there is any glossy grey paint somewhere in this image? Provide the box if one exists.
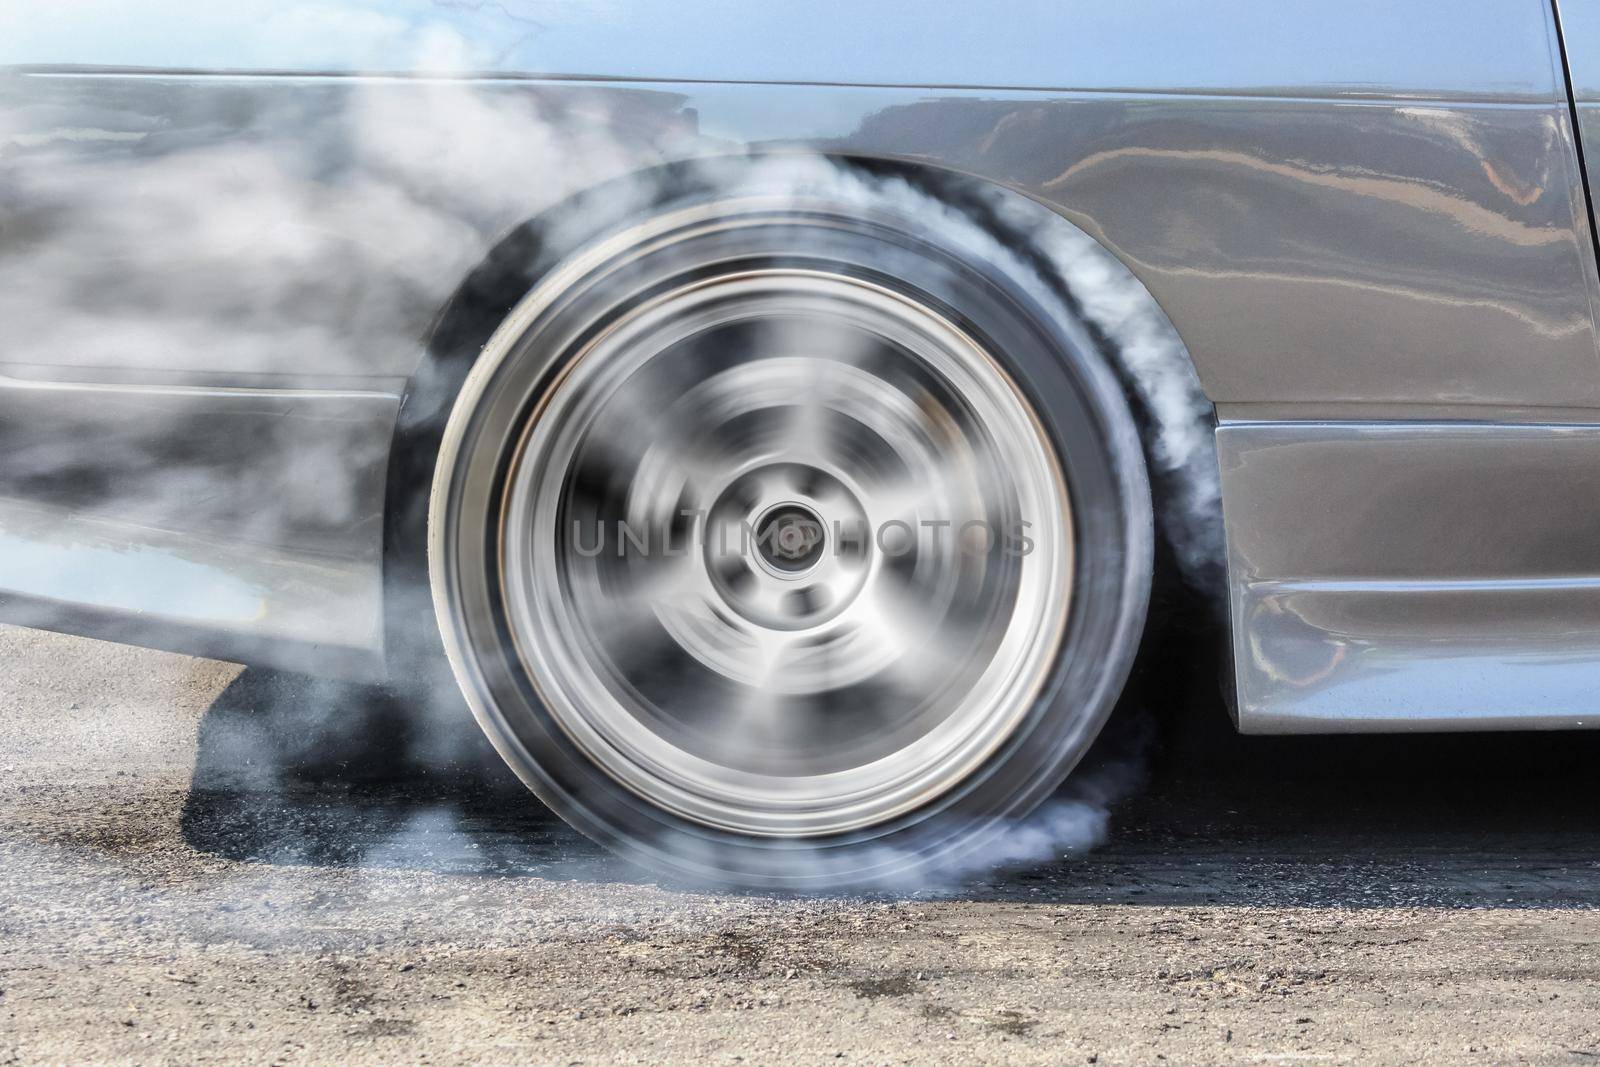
[1556,1,1600,237]
[1,1,1598,723]
[0,1,1562,99]
[1219,421,1600,732]
[0,373,396,675]
[2,0,1586,405]
[7,75,1593,404]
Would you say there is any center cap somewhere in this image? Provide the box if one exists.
[753,503,826,576]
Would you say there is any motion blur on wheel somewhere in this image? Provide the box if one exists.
[422,160,1153,888]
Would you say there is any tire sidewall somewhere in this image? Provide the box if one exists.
[417,158,1153,888]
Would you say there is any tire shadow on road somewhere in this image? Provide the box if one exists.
[177,665,649,884]
[177,663,1600,909]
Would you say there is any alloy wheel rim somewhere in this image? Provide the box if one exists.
[496,269,1073,836]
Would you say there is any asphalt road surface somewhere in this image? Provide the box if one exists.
[3,621,1600,1064]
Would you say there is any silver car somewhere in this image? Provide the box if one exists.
[4,0,1599,886]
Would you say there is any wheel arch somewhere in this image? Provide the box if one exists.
[381,151,1221,683]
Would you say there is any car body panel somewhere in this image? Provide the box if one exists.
[1219,420,1600,732]
[0,1,1564,99]
[3,1,1600,730]
[1556,1,1600,236]
[6,74,1594,405]
[0,372,396,675]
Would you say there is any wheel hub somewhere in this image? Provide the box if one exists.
[754,502,825,574]
[700,465,869,636]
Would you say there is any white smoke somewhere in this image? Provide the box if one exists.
[1020,217,1224,583]
[0,59,1219,888]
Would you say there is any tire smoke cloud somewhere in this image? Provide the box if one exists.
[0,36,1220,889]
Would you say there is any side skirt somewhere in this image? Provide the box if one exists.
[0,373,399,679]
[1220,419,1600,733]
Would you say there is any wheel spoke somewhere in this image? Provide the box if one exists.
[850,575,972,696]
[761,358,854,467]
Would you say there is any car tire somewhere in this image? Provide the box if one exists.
[417,157,1153,888]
